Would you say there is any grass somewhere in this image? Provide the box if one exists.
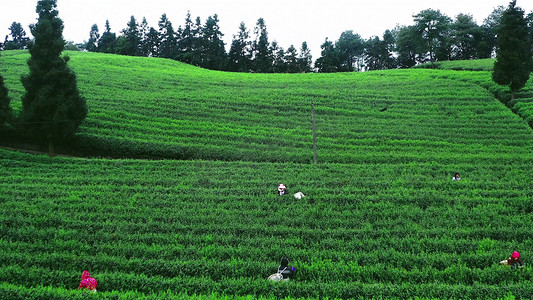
[413,59,495,71]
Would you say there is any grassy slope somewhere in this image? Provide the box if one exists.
[2,50,533,162]
[414,58,533,129]
[413,59,496,71]
[1,51,533,299]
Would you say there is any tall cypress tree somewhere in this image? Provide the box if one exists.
[492,0,533,101]
[20,0,87,156]
[0,52,12,130]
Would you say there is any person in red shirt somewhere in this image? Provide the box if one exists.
[78,270,98,292]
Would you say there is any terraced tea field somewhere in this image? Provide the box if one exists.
[1,51,532,299]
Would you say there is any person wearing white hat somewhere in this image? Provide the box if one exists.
[277,183,289,195]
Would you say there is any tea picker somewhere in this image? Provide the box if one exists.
[268,257,296,281]
[500,251,524,269]
[78,270,98,292]
[276,183,306,199]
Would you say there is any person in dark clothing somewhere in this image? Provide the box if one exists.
[277,183,289,196]
[277,257,296,280]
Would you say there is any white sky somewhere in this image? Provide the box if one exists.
[1,0,532,60]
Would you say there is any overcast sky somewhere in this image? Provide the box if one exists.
[1,0,532,60]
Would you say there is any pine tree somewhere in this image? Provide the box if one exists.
[117,16,141,56]
[271,41,286,73]
[315,38,339,73]
[97,20,116,53]
[190,16,204,66]
[20,0,87,156]
[396,25,426,68]
[0,52,12,129]
[298,41,313,73]
[252,18,273,73]
[227,22,252,72]
[139,17,150,57]
[177,11,194,63]
[492,0,533,101]
[284,45,299,73]
[158,14,177,59]
[145,27,160,57]
[479,6,505,58]
[201,14,226,70]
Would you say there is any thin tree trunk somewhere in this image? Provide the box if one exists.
[48,140,55,158]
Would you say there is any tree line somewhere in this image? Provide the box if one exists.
[82,13,315,73]
[2,6,533,73]
[63,13,310,73]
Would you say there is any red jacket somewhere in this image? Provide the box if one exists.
[78,270,97,290]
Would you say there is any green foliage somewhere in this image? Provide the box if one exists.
[0,74,11,129]
[227,22,252,72]
[252,18,273,73]
[20,0,87,147]
[3,22,30,50]
[116,16,142,56]
[3,51,533,161]
[1,149,533,298]
[450,14,483,60]
[413,9,452,62]
[86,24,100,52]
[413,59,495,71]
[97,20,117,54]
[157,14,177,59]
[200,14,226,71]
[396,25,426,68]
[2,51,533,298]
[335,30,365,72]
[492,0,533,94]
[0,52,12,129]
[315,38,338,73]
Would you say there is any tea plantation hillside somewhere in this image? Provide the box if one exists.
[1,51,533,299]
[2,50,533,163]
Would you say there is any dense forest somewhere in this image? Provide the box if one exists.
[2,7,533,73]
